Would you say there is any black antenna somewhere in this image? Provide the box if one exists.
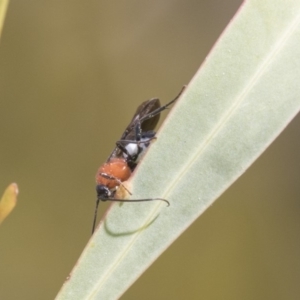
[92,198,101,234]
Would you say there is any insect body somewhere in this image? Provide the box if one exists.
[92,87,185,233]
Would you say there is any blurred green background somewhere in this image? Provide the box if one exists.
[0,1,300,299]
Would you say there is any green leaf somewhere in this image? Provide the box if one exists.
[56,1,300,299]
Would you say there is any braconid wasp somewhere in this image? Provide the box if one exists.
[92,86,185,233]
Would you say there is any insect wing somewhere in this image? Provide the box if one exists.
[108,98,161,161]
[122,98,161,141]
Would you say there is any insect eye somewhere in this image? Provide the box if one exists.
[96,185,110,199]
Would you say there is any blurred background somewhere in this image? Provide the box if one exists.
[0,1,299,299]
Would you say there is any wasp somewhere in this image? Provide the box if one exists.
[92,87,185,233]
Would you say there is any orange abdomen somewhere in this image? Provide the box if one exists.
[96,158,131,189]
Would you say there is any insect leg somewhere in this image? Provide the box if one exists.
[115,131,157,161]
[135,86,186,140]
[99,172,132,195]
